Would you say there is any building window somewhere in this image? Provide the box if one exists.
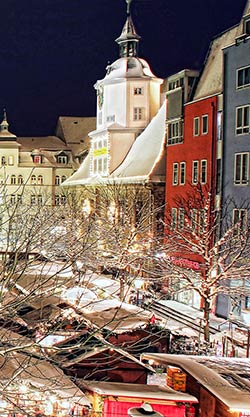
[54,195,60,206]
[18,175,24,185]
[10,194,16,205]
[234,153,249,185]
[33,155,42,164]
[193,117,200,136]
[173,163,179,185]
[31,195,36,205]
[10,175,16,185]
[190,209,198,232]
[199,209,205,235]
[202,115,208,135]
[201,160,207,184]
[244,17,250,35]
[167,120,183,145]
[61,175,67,183]
[237,66,250,89]
[106,115,115,123]
[55,175,60,185]
[1,156,6,166]
[192,161,199,184]
[133,107,144,121]
[236,105,250,135]
[178,208,185,230]
[61,195,67,205]
[31,175,36,185]
[233,209,247,234]
[180,162,186,185]
[37,195,43,205]
[134,87,143,95]
[57,155,68,164]
[17,195,22,204]
[171,208,177,230]
[37,175,43,185]
[8,156,14,165]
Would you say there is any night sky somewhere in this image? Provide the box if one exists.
[0,0,247,136]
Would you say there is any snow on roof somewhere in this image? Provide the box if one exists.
[110,100,166,183]
[62,101,166,187]
[193,26,239,100]
[79,380,198,403]
[101,57,158,83]
[0,330,90,405]
[141,354,250,411]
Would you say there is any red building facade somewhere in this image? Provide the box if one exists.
[164,94,219,307]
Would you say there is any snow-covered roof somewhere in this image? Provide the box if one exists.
[100,57,158,83]
[62,100,166,187]
[79,380,198,403]
[110,100,166,183]
[193,26,239,100]
[141,354,250,411]
[0,330,90,405]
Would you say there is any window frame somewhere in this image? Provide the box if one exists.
[237,65,250,89]
[172,163,179,186]
[234,152,249,185]
[193,117,200,136]
[133,107,145,121]
[180,162,186,185]
[192,160,199,184]
[201,159,207,184]
[236,105,250,135]
[202,114,208,135]
[171,208,177,230]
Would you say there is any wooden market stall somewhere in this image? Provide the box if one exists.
[78,380,198,417]
[141,353,250,417]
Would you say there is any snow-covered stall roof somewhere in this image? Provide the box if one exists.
[62,101,166,187]
[78,380,198,403]
[193,26,238,100]
[141,353,250,412]
[0,330,90,405]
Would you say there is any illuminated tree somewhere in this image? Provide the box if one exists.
[159,189,250,342]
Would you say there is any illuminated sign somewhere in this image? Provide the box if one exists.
[93,147,108,157]
[169,256,200,271]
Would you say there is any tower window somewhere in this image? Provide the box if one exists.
[134,87,143,95]
[133,107,145,121]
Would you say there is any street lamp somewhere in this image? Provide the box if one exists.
[128,403,164,417]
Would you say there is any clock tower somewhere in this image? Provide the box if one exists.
[89,0,163,177]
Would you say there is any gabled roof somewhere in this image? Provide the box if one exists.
[193,26,238,100]
[78,380,198,403]
[141,354,250,411]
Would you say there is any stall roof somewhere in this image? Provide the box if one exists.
[79,380,198,403]
[141,354,250,412]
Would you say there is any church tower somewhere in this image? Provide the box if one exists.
[89,0,163,177]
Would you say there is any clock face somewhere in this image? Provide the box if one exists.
[97,85,104,109]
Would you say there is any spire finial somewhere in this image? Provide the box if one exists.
[125,0,133,15]
[3,108,7,121]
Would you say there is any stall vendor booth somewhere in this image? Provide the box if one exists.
[79,380,198,417]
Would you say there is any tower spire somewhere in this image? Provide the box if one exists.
[116,0,141,57]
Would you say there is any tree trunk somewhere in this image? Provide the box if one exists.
[203,299,210,343]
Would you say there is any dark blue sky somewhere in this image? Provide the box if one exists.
[0,0,246,136]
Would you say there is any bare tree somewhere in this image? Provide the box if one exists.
[159,188,250,342]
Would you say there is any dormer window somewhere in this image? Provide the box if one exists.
[244,17,250,35]
[56,153,68,164]
[32,155,43,164]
